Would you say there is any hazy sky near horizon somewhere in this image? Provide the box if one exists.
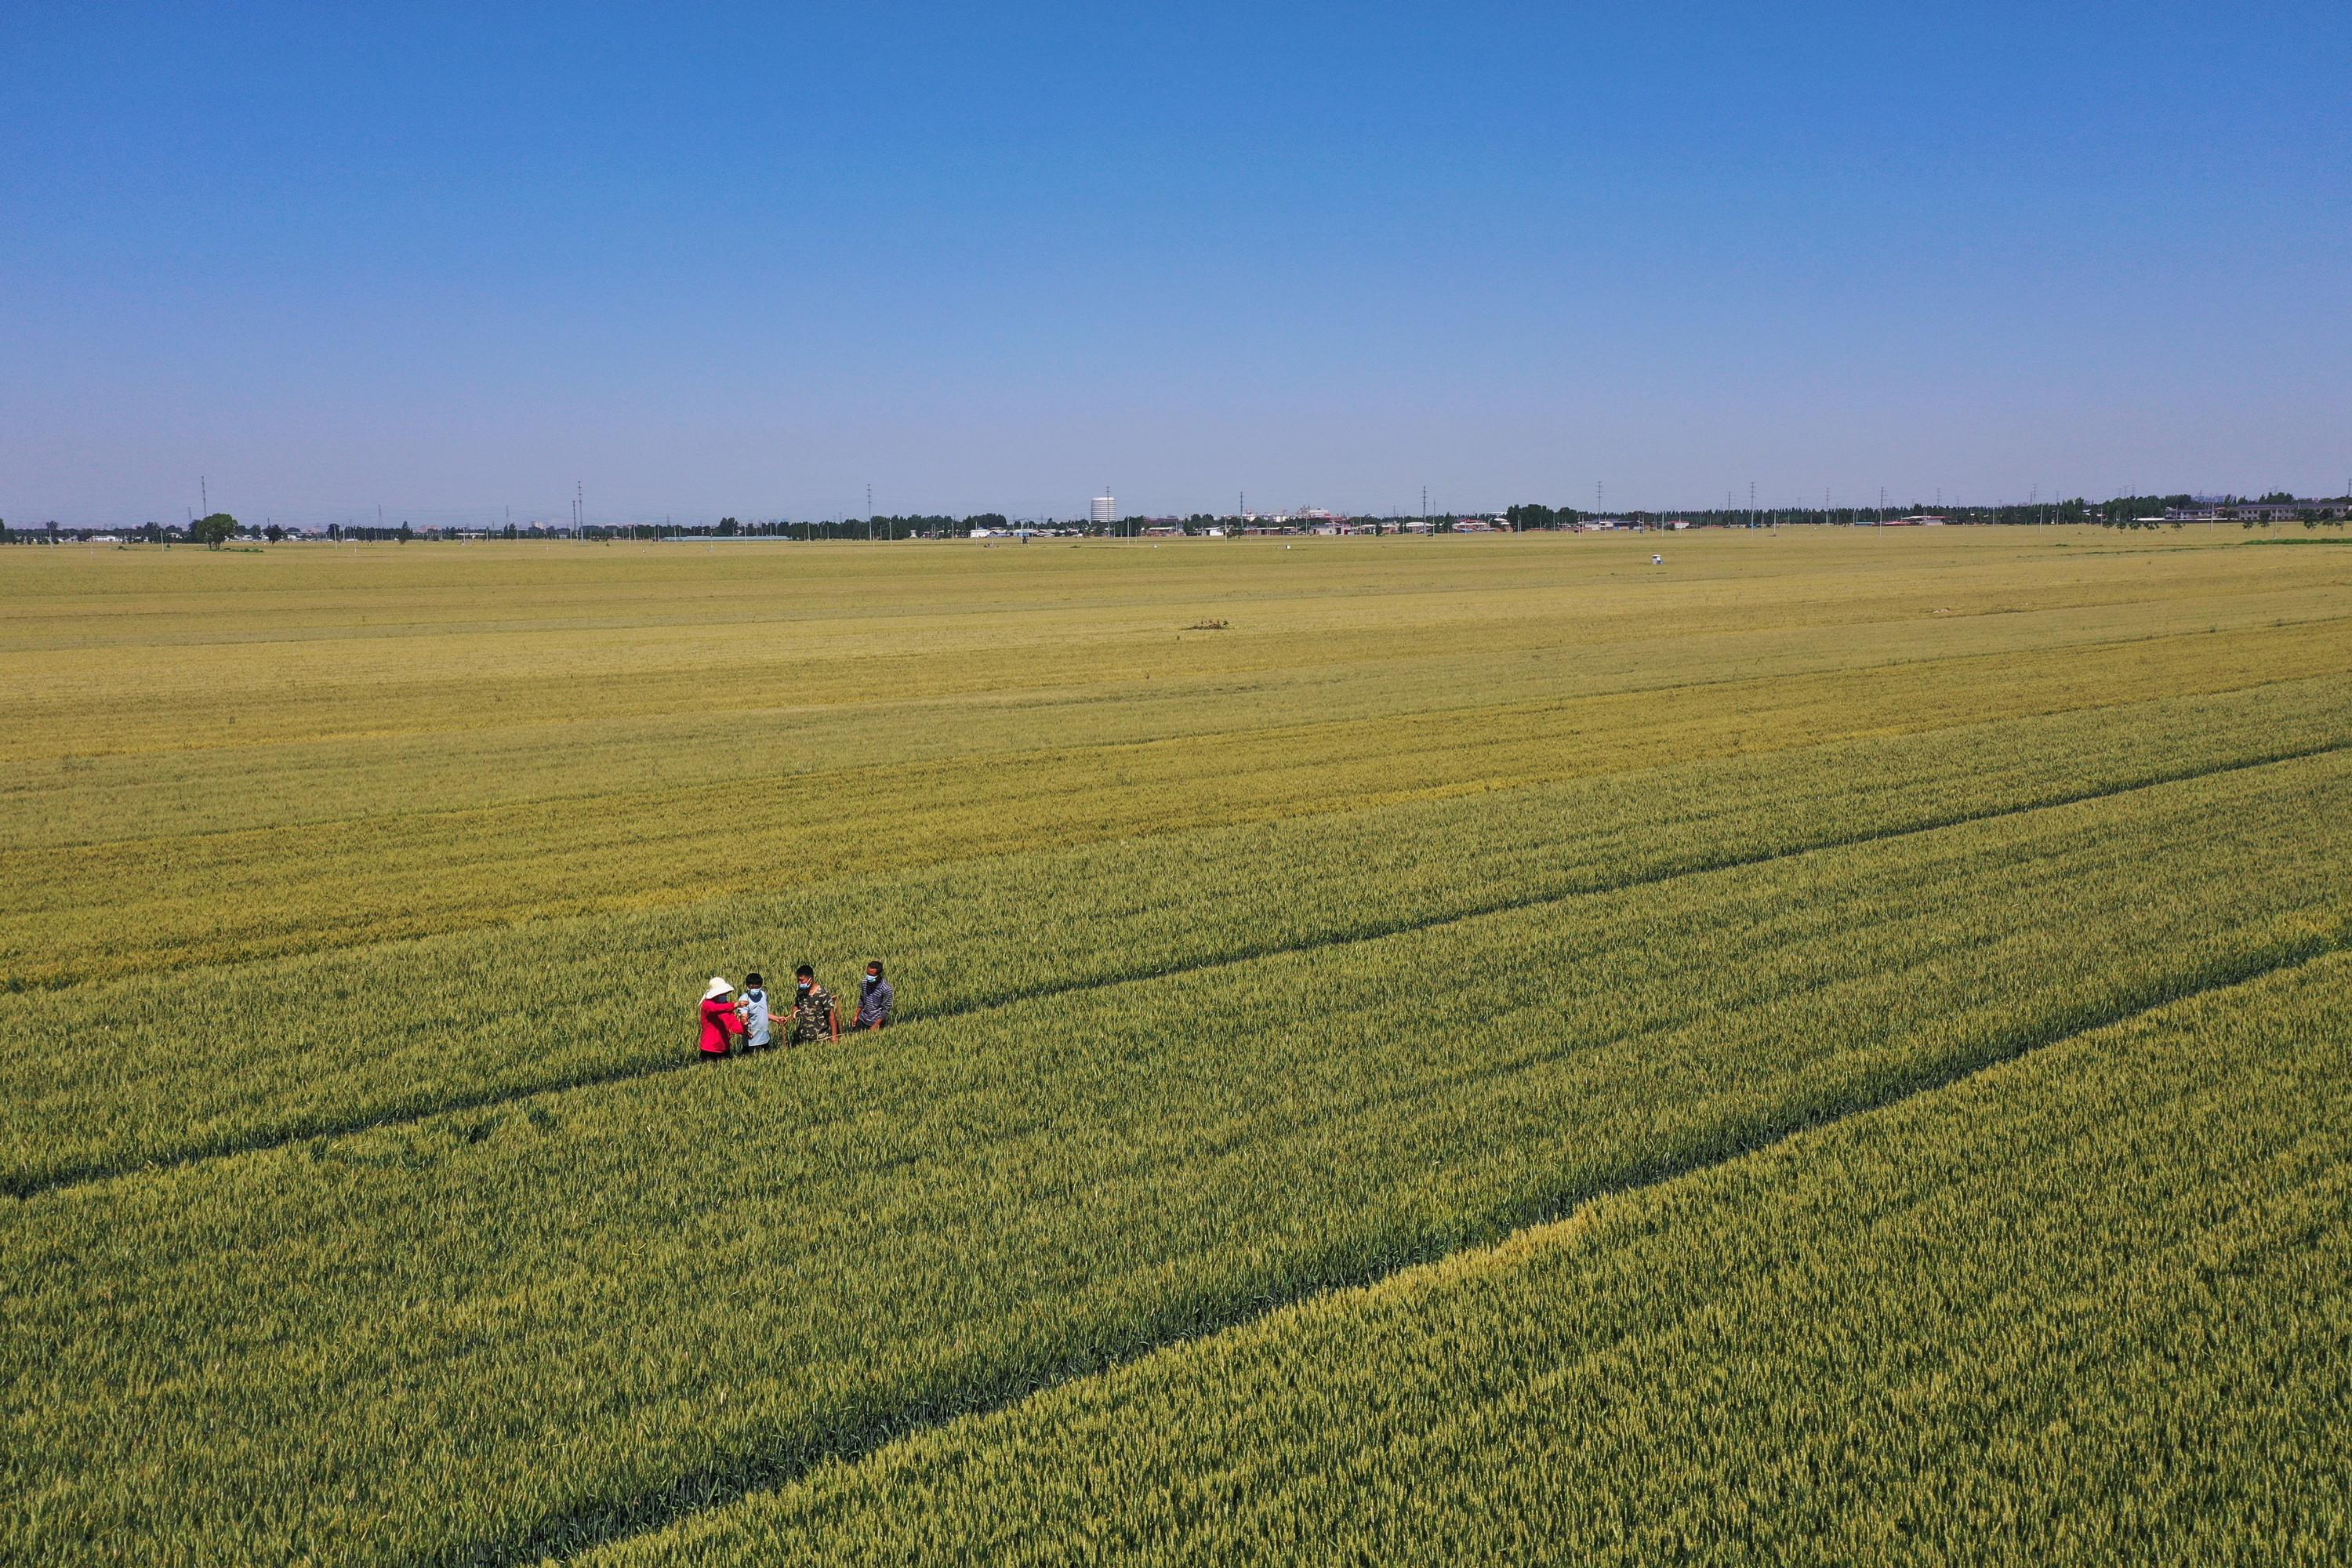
[5,2,2348,525]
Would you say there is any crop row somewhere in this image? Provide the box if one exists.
[583,948,2352,1567]
[4,674,2347,1194]
[5,609,2347,989]
[4,750,2347,1566]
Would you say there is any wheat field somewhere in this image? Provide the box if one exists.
[3,528,2347,1566]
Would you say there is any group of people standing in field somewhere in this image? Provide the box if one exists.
[696,962,892,1060]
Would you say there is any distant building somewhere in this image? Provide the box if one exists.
[1091,494,1117,526]
[2166,499,2347,521]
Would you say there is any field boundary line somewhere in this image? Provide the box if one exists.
[477,933,2352,1568]
[12,736,2347,1202]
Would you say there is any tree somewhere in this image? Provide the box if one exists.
[192,512,239,548]
[265,524,285,543]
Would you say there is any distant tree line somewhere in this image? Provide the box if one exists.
[9,493,2344,544]
[1502,494,2348,528]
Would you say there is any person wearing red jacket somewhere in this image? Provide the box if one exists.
[697,976,746,1059]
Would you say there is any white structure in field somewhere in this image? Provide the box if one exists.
[1091,492,1117,526]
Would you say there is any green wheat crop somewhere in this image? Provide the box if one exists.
[4,747,2345,1566]
[4,670,2345,1195]
[583,947,2352,1567]
[2,530,2347,1568]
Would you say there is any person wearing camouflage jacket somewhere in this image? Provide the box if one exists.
[787,964,839,1047]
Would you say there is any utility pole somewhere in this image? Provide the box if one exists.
[868,482,875,543]
[200,476,208,517]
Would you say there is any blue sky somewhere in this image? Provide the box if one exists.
[5,2,2347,524]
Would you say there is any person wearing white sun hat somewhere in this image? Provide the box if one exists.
[696,976,746,1060]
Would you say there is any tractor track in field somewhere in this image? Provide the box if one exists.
[11,735,2347,1203]
[9,660,2346,994]
[459,934,2350,1568]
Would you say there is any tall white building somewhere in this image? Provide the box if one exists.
[1091,493,1117,526]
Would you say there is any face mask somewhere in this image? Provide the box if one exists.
[798,982,812,993]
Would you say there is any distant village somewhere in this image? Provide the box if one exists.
[8,492,2347,546]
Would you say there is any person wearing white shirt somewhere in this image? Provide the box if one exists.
[736,972,775,1051]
